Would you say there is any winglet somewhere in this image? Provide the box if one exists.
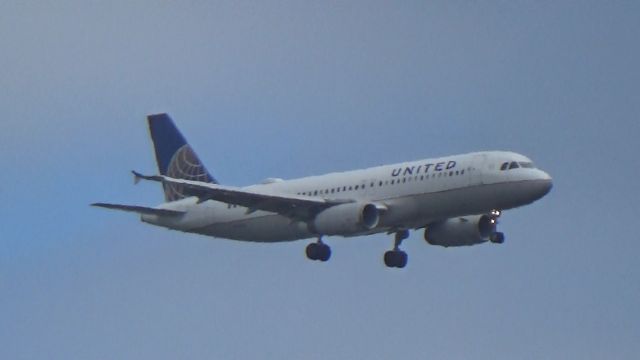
[133,171,142,185]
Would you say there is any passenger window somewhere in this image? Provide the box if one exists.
[509,162,519,169]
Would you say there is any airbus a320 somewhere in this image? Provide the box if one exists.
[93,114,553,268]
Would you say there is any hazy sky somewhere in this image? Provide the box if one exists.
[1,1,639,359]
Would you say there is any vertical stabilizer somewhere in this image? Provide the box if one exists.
[147,113,218,202]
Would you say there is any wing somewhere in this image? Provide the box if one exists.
[132,171,352,219]
[92,202,185,216]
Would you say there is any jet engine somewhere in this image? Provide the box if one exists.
[424,215,498,247]
[311,203,380,236]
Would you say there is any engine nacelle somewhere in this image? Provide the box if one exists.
[425,215,496,247]
[311,203,380,236]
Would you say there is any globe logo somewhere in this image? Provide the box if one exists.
[164,144,212,201]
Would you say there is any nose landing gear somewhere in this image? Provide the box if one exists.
[384,230,409,268]
[489,210,505,244]
[490,232,505,244]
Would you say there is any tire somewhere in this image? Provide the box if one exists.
[384,251,396,267]
[396,251,408,268]
[306,243,318,260]
[319,244,331,262]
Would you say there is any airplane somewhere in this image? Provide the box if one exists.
[93,113,553,268]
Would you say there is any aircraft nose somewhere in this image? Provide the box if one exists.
[533,171,553,198]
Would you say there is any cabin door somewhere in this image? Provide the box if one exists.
[468,154,486,186]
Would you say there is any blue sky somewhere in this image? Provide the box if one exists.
[1,1,639,359]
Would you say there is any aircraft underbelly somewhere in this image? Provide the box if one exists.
[193,214,313,242]
[177,180,538,242]
[377,181,538,228]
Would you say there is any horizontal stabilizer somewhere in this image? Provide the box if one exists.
[91,203,185,216]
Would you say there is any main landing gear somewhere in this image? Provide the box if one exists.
[384,230,409,268]
[306,237,331,262]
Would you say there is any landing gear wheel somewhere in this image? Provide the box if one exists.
[318,243,331,261]
[384,250,408,268]
[384,251,394,267]
[306,242,319,260]
[305,240,331,262]
[490,232,505,244]
[396,251,408,268]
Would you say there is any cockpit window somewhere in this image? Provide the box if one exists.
[509,161,519,169]
[519,162,534,168]
[500,162,509,171]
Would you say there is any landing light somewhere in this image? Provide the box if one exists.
[491,210,501,217]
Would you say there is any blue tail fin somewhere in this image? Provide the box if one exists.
[147,113,218,202]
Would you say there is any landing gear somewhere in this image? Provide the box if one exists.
[490,232,505,244]
[489,210,504,244]
[306,238,331,262]
[384,250,407,268]
[384,230,409,268]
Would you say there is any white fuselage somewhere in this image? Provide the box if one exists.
[142,151,552,242]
